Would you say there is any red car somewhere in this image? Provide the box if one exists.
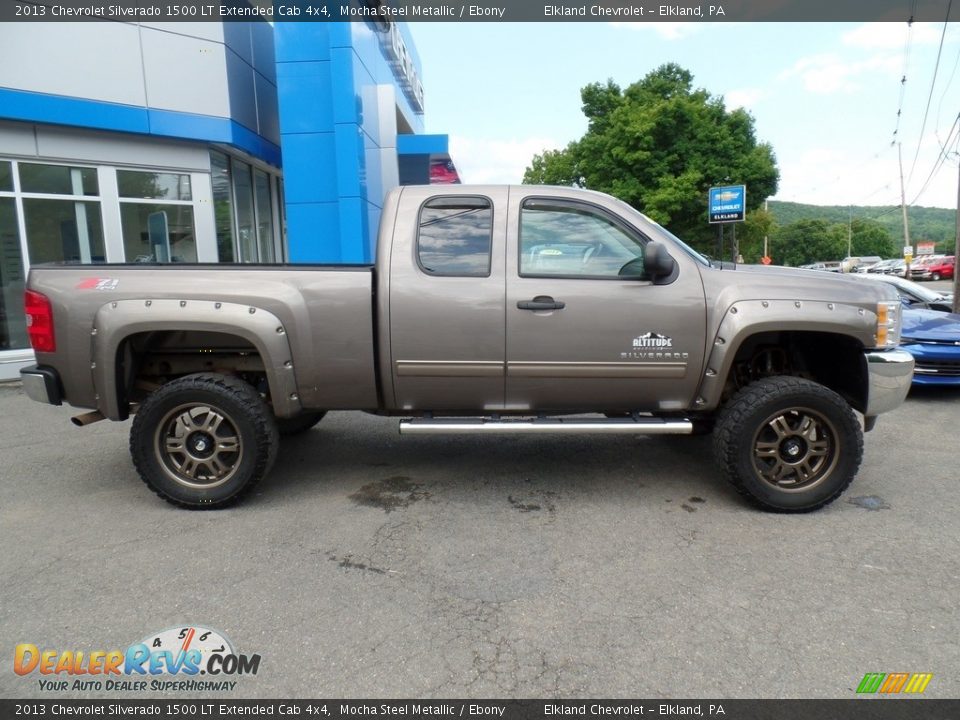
[925,256,955,281]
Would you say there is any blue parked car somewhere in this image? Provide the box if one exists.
[900,307,960,385]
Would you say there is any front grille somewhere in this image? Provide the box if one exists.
[915,360,960,376]
[902,338,960,346]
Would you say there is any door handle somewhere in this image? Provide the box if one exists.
[517,296,565,311]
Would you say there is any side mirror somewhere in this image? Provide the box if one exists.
[644,242,676,279]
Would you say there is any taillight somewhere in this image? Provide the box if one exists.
[24,290,56,352]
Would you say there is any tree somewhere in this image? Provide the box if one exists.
[770,219,847,266]
[848,218,897,258]
[523,64,779,251]
[734,206,775,263]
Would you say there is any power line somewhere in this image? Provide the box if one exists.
[934,42,960,148]
[906,0,954,184]
[891,7,917,145]
[908,112,960,205]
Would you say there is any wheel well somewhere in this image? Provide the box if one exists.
[722,331,867,412]
[116,330,268,418]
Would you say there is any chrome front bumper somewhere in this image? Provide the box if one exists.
[863,349,914,417]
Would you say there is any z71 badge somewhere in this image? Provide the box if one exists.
[76,278,119,291]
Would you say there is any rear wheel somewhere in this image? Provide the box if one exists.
[130,373,279,509]
[713,376,862,512]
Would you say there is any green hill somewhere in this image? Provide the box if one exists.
[768,200,956,251]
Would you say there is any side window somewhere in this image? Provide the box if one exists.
[520,200,645,278]
[417,197,492,277]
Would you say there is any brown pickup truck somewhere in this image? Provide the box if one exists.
[20,185,914,512]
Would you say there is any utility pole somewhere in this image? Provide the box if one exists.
[847,206,852,260]
[763,199,769,259]
[898,143,912,280]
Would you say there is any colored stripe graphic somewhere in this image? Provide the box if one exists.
[857,673,886,693]
[904,674,933,694]
[857,672,933,694]
[880,673,909,693]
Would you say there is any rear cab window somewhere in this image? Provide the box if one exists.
[417,196,493,277]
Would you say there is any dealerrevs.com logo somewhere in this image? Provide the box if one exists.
[14,625,261,692]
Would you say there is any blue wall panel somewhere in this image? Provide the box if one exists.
[285,203,340,263]
[0,87,150,135]
[273,24,332,63]
[397,134,449,156]
[281,133,338,204]
[0,87,282,167]
[336,197,372,263]
[275,22,431,264]
[276,63,334,133]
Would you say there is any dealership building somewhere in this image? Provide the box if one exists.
[0,20,457,380]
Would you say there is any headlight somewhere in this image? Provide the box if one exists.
[874,301,901,348]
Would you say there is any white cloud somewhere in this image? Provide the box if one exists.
[608,21,701,40]
[778,52,901,94]
[725,88,763,109]
[448,136,561,185]
[842,22,943,50]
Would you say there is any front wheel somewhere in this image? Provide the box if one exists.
[130,373,279,509]
[931,272,941,281]
[712,376,862,512]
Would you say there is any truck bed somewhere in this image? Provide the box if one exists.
[28,263,380,415]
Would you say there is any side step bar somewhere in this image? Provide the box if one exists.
[399,416,693,436]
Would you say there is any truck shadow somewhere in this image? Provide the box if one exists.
[264,417,735,511]
[907,385,960,403]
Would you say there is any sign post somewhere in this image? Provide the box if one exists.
[709,185,746,262]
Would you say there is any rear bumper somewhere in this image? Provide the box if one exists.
[863,349,914,417]
[20,365,62,406]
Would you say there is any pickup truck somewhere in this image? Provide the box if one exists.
[20,185,914,512]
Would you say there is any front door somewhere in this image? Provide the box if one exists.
[505,193,706,413]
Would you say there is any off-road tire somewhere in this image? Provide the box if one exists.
[713,376,862,513]
[130,373,279,509]
[277,411,327,436]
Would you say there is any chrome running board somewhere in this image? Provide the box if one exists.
[399,416,693,436]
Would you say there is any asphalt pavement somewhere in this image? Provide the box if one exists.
[1,373,958,700]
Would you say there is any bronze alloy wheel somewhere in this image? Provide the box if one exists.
[154,402,243,489]
[751,406,839,491]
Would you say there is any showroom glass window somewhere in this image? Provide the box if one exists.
[18,162,105,264]
[210,151,280,263]
[211,151,236,262]
[118,170,197,263]
[0,160,28,351]
[417,197,493,276]
[519,200,645,278]
[253,169,275,263]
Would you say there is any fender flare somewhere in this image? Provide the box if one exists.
[694,299,874,411]
[91,299,302,420]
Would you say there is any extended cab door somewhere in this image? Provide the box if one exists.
[505,190,707,412]
[387,188,508,411]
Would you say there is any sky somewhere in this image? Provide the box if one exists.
[408,21,960,210]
